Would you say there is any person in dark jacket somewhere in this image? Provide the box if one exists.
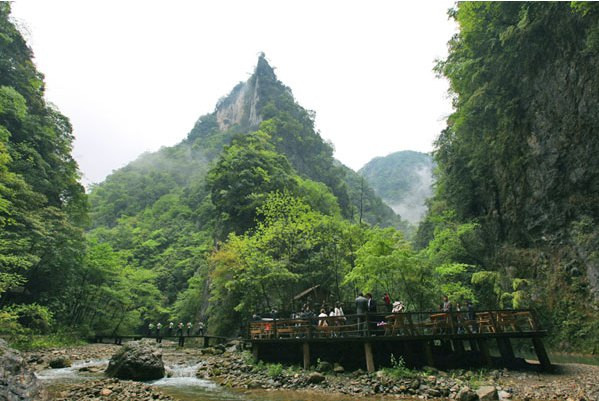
[355,293,368,335]
[366,293,377,312]
[366,293,378,334]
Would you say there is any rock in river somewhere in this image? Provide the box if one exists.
[105,341,165,381]
[0,339,43,401]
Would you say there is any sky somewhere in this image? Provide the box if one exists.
[10,0,457,187]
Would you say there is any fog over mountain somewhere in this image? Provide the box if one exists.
[359,151,434,224]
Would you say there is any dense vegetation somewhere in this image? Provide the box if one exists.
[359,151,434,224]
[0,2,87,342]
[1,2,597,354]
[421,2,599,352]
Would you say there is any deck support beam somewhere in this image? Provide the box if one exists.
[477,338,492,367]
[496,337,515,360]
[303,342,310,370]
[364,342,375,373]
[532,337,552,371]
[424,341,435,367]
[252,344,259,361]
[452,339,465,355]
[402,341,414,366]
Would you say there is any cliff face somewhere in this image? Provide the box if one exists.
[215,78,261,131]
[523,56,599,300]
[432,2,599,351]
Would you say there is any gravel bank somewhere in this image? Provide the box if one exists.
[28,342,599,401]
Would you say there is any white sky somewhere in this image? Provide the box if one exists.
[10,0,457,186]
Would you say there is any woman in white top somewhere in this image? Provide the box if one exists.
[392,300,405,313]
[318,309,329,327]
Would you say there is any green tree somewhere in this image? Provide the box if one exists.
[207,129,296,236]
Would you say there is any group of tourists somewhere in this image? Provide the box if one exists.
[147,321,205,344]
[355,292,405,315]
[439,295,476,317]
[316,302,346,327]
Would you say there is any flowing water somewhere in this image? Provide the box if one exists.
[36,360,379,401]
[35,358,109,382]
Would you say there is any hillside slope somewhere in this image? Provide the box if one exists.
[88,55,404,309]
[359,150,433,224]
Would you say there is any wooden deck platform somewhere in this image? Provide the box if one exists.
[248,309,552,372]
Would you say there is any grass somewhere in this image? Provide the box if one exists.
[380,354,418,379]
[9,332,86,351]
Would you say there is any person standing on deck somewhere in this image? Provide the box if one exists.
[176,322,184,337]
[366,293,378,334]
[392,300,405,313]
[383,293,392,312]
[186,322,193,336]
[442,295,452,312]
[366,293,377,312]
[156,322,162,343]
[198,321,205,336]
[148,322,155,336]
[441,295,452,334]
[355,293,368,335]
[168,322,174,337]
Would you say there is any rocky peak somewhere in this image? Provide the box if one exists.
[215,53,278,132]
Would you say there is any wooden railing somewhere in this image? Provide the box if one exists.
[248,309,541,340]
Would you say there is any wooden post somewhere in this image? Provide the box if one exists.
[532,337,552,371]
[424,341,435,367]
[364,342,375,373]
[453,339,465,355]
[497,337,515,360]
[252,344,259,361]
[402,341,414,366]
[203,336,209,348]
[477,338,492,367]
[303,342,310,370]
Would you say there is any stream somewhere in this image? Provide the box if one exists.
[36,360,378,401]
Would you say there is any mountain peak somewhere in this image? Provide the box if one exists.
[255,52,276,80]
[212,54,282,132]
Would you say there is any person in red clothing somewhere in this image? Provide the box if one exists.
[383,293,392,312]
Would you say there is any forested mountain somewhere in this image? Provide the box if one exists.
[90,55,401,231]
[422,2,599,352]
[87,54,408,333]
[359,151,434,224]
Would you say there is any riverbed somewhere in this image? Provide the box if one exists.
[29,342,599,401]
[36,356,396,401]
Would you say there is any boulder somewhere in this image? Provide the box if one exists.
[477,386,498,401]
[333,363,345,373]
[49,357,72,369]
[225,340,241,353]
[0,339,44,400]
[307,372,326,384]
[316,360,332,372]
[105,341,165,381]
[457,386,479,401]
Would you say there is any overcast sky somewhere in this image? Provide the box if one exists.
[10,0,457,186]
